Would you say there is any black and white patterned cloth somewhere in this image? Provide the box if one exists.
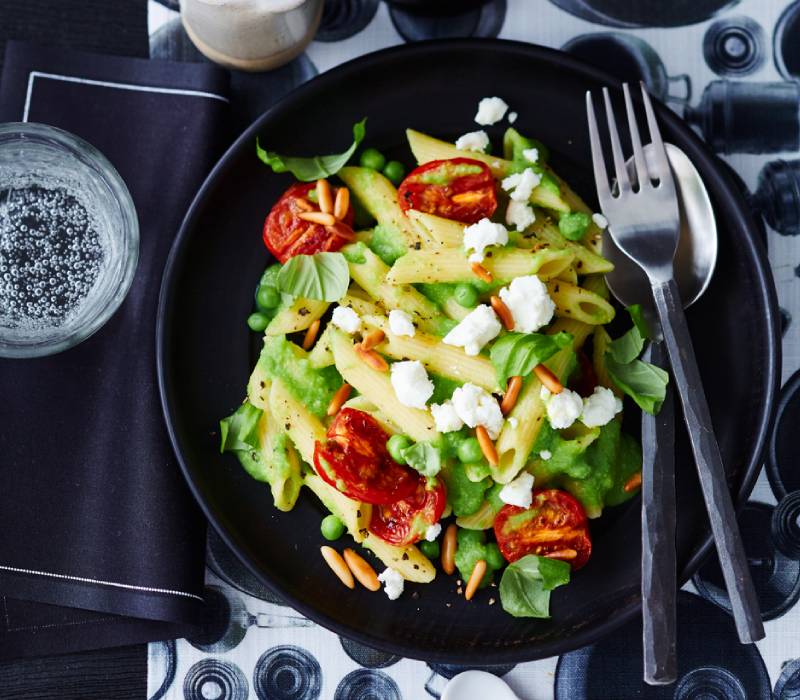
[146,1,800,697]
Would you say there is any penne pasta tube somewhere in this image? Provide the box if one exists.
[546,280,616,325]
[266,298,329,336]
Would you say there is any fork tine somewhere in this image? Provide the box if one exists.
[640,82,671,181]
[585,91,612,202]
[623,83,649,189]
[602,87,631,193]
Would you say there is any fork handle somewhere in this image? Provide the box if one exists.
[652,278,764,644]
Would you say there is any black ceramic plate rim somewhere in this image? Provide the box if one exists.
[767,367,800,500]
[156,38,781,663]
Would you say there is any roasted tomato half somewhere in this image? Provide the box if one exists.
[262,181,354,263]
[397,158,497,224]
[313,408,419,505]
[369,479,447,546]
[494,488,592,570]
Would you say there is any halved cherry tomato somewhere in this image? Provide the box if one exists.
[313,408,419,505]
[494,489,592,570]
[369,479,447,546]
[262,181,354,263]
[397,158,497,224]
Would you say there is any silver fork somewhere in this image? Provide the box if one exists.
[586,84,764,648]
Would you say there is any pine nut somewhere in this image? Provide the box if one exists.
[545,548,578,561]
[360,328,385,351]
[326,221,356,242]
[327,383,352,416]
[442,524,458,575]
[355,344,389,372]
[464,559,487,601]
[452,191,483,205]
[295,197,314,212]
[321,546,355,589]
[343,548,380,591]
[299,211,336,226]
[534,364,563,394]
[302,319,321,351]
[490,295,514,331]
[470,261,493,283]
[317,178,334,214]
[475,426,498,466]
[624,471,643,493]
[334,186,350,220]
[501,375,523,415]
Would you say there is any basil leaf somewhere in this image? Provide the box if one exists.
[401,442,443,478]
[276,252,349,302]
[606,355,669,415]
[490,332,573,385]
[607,305,653,364]
[220,402,263,453]
[499,554,571,618]
[626,304,651,340]
[256,119,367,182]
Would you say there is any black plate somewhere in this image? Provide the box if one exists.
[157,39,780,663]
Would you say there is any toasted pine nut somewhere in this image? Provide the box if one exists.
[545,549,578,561]
[464,559,487,601]
[298,211,336,226]
[490,295,515,331]
[321,546,355,589]
[355,344,389,372]
[302,319,321,351]
[534,363,563,394]
[295,197,314,212]
[470,261,493,283]
[343,548,380,591]
[501,375,523,415]
[326,221,356,241]
[360,328,385,351]
[451,191,484,205]
[475,426,498,466]
[327,383,352,416]
[334,186,350,220]
[624,471,643,493]
[442,524,458,575]
[317,178,334,214]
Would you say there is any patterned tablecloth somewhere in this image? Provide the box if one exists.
[145,1,800,697]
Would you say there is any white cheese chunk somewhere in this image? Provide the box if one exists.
[475,96,509,125]
[442,304,502,356]
[581,386,623,427]
[377,567,405,600]
[390,360,434,409]
[498,275,555,333]
[388,309,415,337]
[505,200,535,231]
[508,111,518,124]
[451,383,504,439]
[455,130,490,153]
[499,472,535,508]
[430,400,464,433]
[501,168,542,202]
[546,388,584,430]
[331,306,361,334]
[522,147,539,163]
[592,213,609,229]
[539,450,552,460]
[424,523,442,541]
[463,217,508,263]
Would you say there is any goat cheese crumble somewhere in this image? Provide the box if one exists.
[390,360,434,409]
[475,96,509,125]
[430,400,464,433]
[442,304,502,356]
[522,147,539,163]
[331,306,361,334]
[592,213,609,229]
[463,218,508,263]
[455,130,490,153]
[508,111,518,124]
[498,275,555,333]
[388,309,415,337]
[502,168,542,202]
[499,472,535,508]
[506,200,536,231]
[451,383,504,439]
[424,523,442,541]
[544,388,583,430]
[377,567,405,600]
[581,386,623,427]
[539,450,552,460]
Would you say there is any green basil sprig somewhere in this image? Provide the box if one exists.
[499,554,571,618]
[490,331,573,385]
[219,402,263,453]
[276,252,350,302]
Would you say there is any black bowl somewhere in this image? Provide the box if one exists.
[156,39,780,663]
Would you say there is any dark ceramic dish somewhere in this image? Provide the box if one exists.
[157,40,780,663]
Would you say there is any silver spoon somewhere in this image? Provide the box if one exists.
[603,143,718,686]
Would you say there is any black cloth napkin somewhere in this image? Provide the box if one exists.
[0,41,230,659]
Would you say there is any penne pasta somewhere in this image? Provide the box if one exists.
[268,378,326,465]
[546,279,616,325]
[406,209,465,248]
[266,298,329,336]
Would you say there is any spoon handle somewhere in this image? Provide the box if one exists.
[641,340,677,684]
[651,278,764,644]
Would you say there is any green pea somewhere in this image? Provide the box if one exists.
[247,312,270,332]
[256,285,280,310]
[320,514,345,541]
[419,539,440,559]
[558,211,591,241]
[382,160,406,186]
[387,434,413,464]
[359,147,387,171]
[485,542,505,571]
[457,437,483,464]
[453,283,479,308]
